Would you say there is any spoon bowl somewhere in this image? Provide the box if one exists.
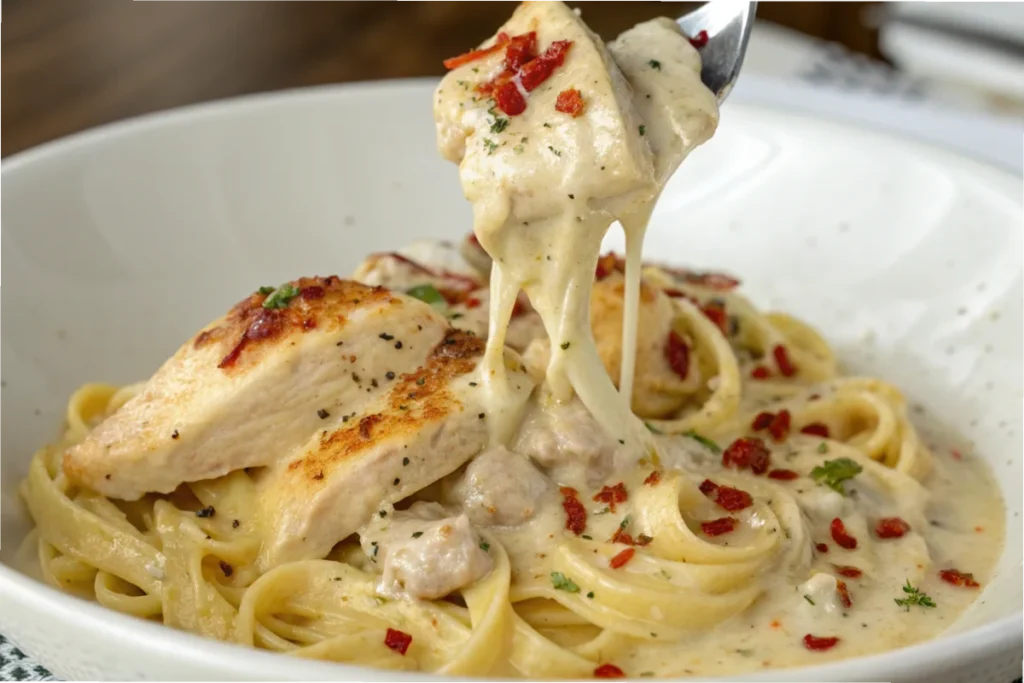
[678,1,758,102]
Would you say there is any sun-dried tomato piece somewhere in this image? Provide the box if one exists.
[803,634,839,651]
[833,565,863,578]
[384,628,413,655]
[699,479,753,512]
[594,664,626,678]
[752,411,775,431]
[722,437,771,475]
[609,547,636,569]
[768,409,792,442]
[595,252,623,280]
[815,542,829,553]
[875,517,910,539]
[836,580,853,608]
[830,517,858,550]
[689,30,710,49]
[701,517,737,536]
[939,569,980,588]
[768,468,799,480]
[504,31,537,70]
[560,487,587,536]
[555,87,585,117]
[773,345,797,377]
[593,482,628,512]
[643,471,661,486]
[800,422,830,438]
[520,40,573,91]
[494,80,527,116]
[665,331,690,380]
[750,365,771,380]
[701,302,729,335]
[443,34,509,70]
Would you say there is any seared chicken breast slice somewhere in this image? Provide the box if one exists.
[254,329,534,568]
[63,277,452,500]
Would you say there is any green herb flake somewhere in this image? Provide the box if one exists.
[373,596,389,605]
[547,145,562,157]
[894,579,936,611]
[817,442,829,454]
[586,591,595,599]
[683,429,721,453]
[483,138,499,155]
[479,540,490,552]
[262,284,300,309]
[648,59,662,70]
[735,649,754,658]
[810,457,863,494]
[803,594,816,605]
[639,124,646,136]
[581,534,593,540]
[560,341,571,350]
[490,117,509,134]
[619,515,632,530]
[257,285,276,295]
[550,572,580,593]
[406,284,446,308]
[411,531,423,538]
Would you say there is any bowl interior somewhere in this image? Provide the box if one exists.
[1,80,1021,678]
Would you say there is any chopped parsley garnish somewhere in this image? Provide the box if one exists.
[894,580,936,611]
[619,515,632,530]
[581,534,593,540]
[411,531,423,539]
[406,284,446,308]
[490,117,509,134]
[262,284,299,309]
[803,594,816,605]
[810,457,862,494]
[551,572,580,593]
[817,442,829,454]
[683,429,720,453]
[639,124,646,136]
[542,122,552,128]
[483,138,499,155]
[479,541,490,551]
[258,285,276,295]
[586,591,595,599]
[648,59,662,70]
[560,341,571,350]
[547,145,562,157]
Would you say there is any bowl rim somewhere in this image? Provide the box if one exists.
[1,78,1021,681]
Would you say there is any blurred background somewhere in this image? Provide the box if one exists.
[3,1,1023,157]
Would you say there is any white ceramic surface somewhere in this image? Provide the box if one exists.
[0,80,1021,682]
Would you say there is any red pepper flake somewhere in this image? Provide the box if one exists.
[751,411,775,431]
[443,34,510,69]
[594,664,626,678]
[494,80,527,116]
[609,547,636,569]
[800,422,830,438]
[665,331,690,380]
[830,517,858,550]
[750,365,771,380]
[384,628,412,655]
[815,542,829,553]
[773,345,797,377]
[767,409,792,442]
[555,87,585,117]
[560,487,587,536]
[520,40,573,91]
[874,517,911,539]
[701,517,737,536]
[768,468,800,480]
[465,297,482,310]
[689,29,710,49]
[803,634,839,651]
[939,568,980,588]
[836,580,853,608]
[833,565,863,578]
[699,479,753,511]
[595,252,623,280]
[701,302,729,335]
[722,437,771,475]
[643,471,661,486]
[951,449,963,460]
[593,482,628,512]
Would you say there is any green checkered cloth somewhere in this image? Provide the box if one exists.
[0,635,54,681]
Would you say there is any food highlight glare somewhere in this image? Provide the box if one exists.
[17,1,1003,679]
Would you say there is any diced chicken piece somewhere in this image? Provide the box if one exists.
[360,502,493,600]
[591,273,699,418]
[254,329,534,567]
[446,446,552,526]
[63,277,448,500]
[512,396,631,485]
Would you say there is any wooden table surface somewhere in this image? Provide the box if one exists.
[2,1,879,157]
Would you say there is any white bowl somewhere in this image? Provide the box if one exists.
[1,80,1021,682]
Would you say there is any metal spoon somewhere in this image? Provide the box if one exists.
[678,1,758,103]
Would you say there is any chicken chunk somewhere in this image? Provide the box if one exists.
[63,277,448,500]
[446,446,552,526]
[254,329,534,567]
[360,502,493,600]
